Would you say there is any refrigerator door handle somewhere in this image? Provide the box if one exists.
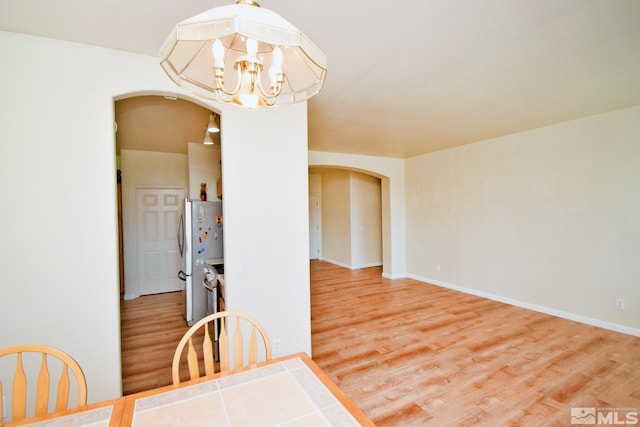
[177,213,185,257]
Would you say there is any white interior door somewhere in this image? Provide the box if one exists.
[136,188,185,295]
[309,195,321,259]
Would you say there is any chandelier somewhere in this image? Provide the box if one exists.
[160,0,327,108]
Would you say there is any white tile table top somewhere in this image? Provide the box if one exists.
[130,357,361,427]
[15,406,115,427]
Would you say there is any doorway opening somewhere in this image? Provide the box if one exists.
[308,167,383,270]
[114,94,222,393]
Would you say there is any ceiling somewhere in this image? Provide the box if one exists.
[115,96,218,155]
[2,0,639,158]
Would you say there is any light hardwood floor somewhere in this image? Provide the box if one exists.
[121,261,640,426]
[120,290,188,395]
[310,261,640,426]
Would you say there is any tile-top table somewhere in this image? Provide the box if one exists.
[6,353,373,427]
[121,352,374,427]
[3,398,124,427]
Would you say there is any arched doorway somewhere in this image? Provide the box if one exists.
[308,167,383,270]
[308,152,406,279]
[114,94,221,299]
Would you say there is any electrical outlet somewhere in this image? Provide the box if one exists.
[616,298,625,310]
[273,338,282,354]
[436,264,441,272]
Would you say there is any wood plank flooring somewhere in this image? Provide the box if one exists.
[310,261,640,426]
[121,261,640,426]
[120,291,188,395]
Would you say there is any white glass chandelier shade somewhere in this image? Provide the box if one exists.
[159,1,327,107]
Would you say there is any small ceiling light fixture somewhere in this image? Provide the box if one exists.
[207,114,220,133]
[203,131,215,145]
[160,0,327,108]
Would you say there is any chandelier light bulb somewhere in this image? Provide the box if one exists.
[212,39,225,68]
[272,46,283,67]
[269,46,284,92]
[246,38,258,60]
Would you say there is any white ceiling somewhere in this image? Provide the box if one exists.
[115,96,220,155]
[2,0,639,158]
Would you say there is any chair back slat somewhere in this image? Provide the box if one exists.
[249,328,258,364]
[55,365,70,412]
[35,354,51,416]
[13,352,27,420]
[0,345,86,423]
[233,318,243,368]
[186,338,199,381]
[203,322,215,376]
[172,311,272,385]
[219,317,229,372]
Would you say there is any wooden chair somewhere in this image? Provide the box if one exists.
[0,344,87,423]
[172,311,272,384]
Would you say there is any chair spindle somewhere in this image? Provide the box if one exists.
[35,353,51,416]
[233,318,243,367]
[55,365,70,412]
[13,352,27,420]
[203,322,215,376]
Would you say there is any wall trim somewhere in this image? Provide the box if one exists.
[320,258,382,270]
[382,272,406,280]
[407,274,640,338]
[319,257,350,269]
[352,262,383,269]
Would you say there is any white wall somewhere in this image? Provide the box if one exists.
[318,170,382,268]
[221,105,311,358]
[0,31,312,402]
[321,170,352,265]
[405,105,640,334]
[120,149,188,299]
[187,142,221,201]
[350,173,382,268]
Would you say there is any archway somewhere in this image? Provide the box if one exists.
[114,93,221,299]
[308,166,384,270]
[308,151,407,279]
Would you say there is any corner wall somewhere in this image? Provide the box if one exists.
[405,105,640,334]
[187,143,221,201]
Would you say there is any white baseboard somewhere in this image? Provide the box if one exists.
[352,262,383,269]
[382,272,406,280]
[407,274,640,338]
[123,293,137,301]
[320,258,382,270]
[319,257,350,269]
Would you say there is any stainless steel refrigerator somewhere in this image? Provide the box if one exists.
[177,199,223,326]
